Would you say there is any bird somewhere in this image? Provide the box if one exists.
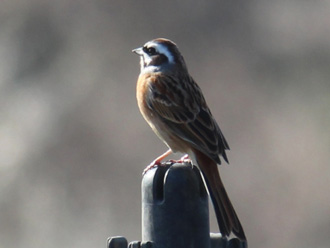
[132,38,246,241]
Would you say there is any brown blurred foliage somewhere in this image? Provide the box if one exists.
[0,1,329,248]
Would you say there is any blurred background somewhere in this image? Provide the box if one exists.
[1,1,329,248]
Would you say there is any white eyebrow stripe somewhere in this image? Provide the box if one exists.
[146,41,174,64]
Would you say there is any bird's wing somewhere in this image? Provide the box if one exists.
[146,74,229,164]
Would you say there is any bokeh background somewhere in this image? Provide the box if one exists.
[1,1,330,248]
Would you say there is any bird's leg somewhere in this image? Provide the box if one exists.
[143,149,172,175]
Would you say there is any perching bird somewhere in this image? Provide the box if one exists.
[133,38,246,241]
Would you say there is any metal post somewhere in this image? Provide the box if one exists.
[108,162,247,248]
[142,162,210,248]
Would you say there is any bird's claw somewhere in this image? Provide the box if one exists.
[142,155,192,175]
[169,155,192,164]
[180,154,191,163]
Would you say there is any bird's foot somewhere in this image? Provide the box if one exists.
[166,154,192,165]
[142,152,192,175]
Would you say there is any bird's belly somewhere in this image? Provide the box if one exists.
[147,116,190,154]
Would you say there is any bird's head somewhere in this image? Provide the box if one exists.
[132,38,187,74]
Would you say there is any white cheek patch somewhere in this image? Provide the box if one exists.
[140,54,152,71]
[140,55,159,73]
[143,54,153,65]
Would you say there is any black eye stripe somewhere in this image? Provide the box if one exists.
[149,54,168,66]
[143,46,157,55]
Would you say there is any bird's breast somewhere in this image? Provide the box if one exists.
[136,73,153,121]
[136,73,190,153]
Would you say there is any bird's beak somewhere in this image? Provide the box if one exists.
[132,47,143,55]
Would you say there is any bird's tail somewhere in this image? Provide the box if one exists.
[194,149,246,241]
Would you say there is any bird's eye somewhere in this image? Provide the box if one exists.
[143,46,157,55]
